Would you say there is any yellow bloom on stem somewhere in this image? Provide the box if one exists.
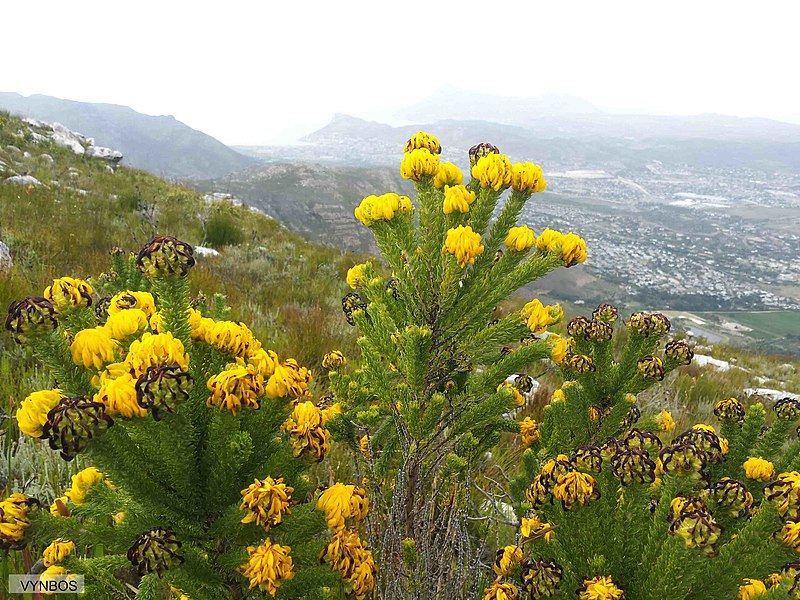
[551,389,566,404]
[239,539,295,597]
[49,496,69,517]
[442,185,476,214]
[359,435,370,458]
[347,263,370,289]
[44,277,93,311]
[743,457,775,482]
[124,332,190,378]
[400,148,440,181]
[535,228,564,252]
[560,232,588,267]
[511,162,547,193]
[498,382,525,407]
[322,351,347,370]
[43,538,76,567]
[434,162,463,189]
[207,363,265,416]
[321,402,343,425]
[316,483,369,532]
[247,348,278,377]
[781,521,800,551]
[548,334,570,365]
[764,573,782,589]
[266,359,313,398]
[738,579,767,599]
[0,493,34,547]
[16,389,63,438]
[505,226,536,252]
[320,529,377,600]
[94,373,147,418]
[354,193,414,226]
[553,472,600,510]
[71,327,119,370]
[520,514,554,542]
[442,225,484,267]
[579,576,625,600]
[493,544,523,576]
[239,476,294,531]
[657,409,676,432]
[65,467,104,505]
[108,290,156,317]
[103,309,149,340]
[482,581,519,600]
[471,154,513,191]
[282,401,332,461]
[522,299,563,334]
[519,417,540,447]
[206,320,262,358]
[404,131,441,155]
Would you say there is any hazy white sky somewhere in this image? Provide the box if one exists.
[4,1,799,144]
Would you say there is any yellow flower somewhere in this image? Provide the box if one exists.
[405,131,441,154]
[553,472,600,510]
[124,332,190,377]
[520,417,540,447]
[108,290,156,317]
[40,565,69,594]
[520,515,554,542]
[266,359,313,398]
[482,581,520,600]
[282,401,332,461]
[49,496,69,517]
[354,193,414,226]
[44,277,93,311]
[240,476,294,531]
[247,348,278,377]
[551,389,566,404]
[498,382,525,407]
[16,389,63,438]
[103,309,149,340]
[522,299,563,334]
[743,457,775,482]
[400,148,440,181]
[442,185,476,214]
[206,320,262,358]
[471,153,513,191]
[433,162,463,189]
[43,538,76,567]
[346,263,370,289]
[359,435,370,458]
[505,226,536,252]
[535,228,564,252]
[738,579,767,599]
[561,232,588,267]
[92,361,128,387]
[548,334,570,365]
[780,521,800,551]
[71,327,119,370]
[657,409,676,432]
[170,586,190,600]
[765,573,782,589]
[320,529,376,600]
[493,544,523,576]
[579,576,625,600]
[207,363,265,416]
[442,225,484,267]
[239,539,295,597]
[321,402,343,425]
[0,493,34,547]
[322,351,347,370]
[511,162,547,193]
[94,373,147,418]
[65,467,104,505]
[316,483,369,532]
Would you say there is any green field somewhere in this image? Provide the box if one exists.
[712,310,800,339]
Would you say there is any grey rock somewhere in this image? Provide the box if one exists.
[4,174,43,187]
[0,242,11,272]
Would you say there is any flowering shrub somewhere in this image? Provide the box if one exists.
[3,237,373,598]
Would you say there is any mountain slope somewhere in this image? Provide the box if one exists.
[0,93,254,179]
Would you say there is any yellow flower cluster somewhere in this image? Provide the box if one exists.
[320,529,377,600]
[346,263,370,289]
[108,290,156,317]
[266,359,313,399]
[282,401,332,461]
[493,544,523,576]
[553,472,600,510]
[94,373,146,418]
[207,363,265,416]
[482,580,519,600]
[404,131,441,155]
[579,576,625,600]
[65,467,105,505]
[0,493,34,548]
[443,184,477,214]
[43,538,76,567]
[780,521,800,551]
[536,228,588,267]
[239,539,295,597]
[522,299,563,334]
[505,226,536,252]
[743,457,775,482]
[520,514,554,542]
[239,476,294,531]
[434,162,463,189]
[44,277,93,311]
[511,162,547,194]
[498,382,525,407]
[657,409,676,432]
[442,225,484,267]
[71,327,119,370]
[125,332,190,378]
[322,350,347,370]
[355,193,414,226]
[519,417,540,447]
[738,579,767,599]
[400,148,440,181]
[472,154,513,191]
[16,389,63,438]
[316,483,369,532]
[548,334,570,365]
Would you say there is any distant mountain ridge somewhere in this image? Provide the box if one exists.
[0,93,253,179]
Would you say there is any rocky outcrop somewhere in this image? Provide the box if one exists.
[22,118,124,164]
[0,242,11,272]
[4,174,44,187]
